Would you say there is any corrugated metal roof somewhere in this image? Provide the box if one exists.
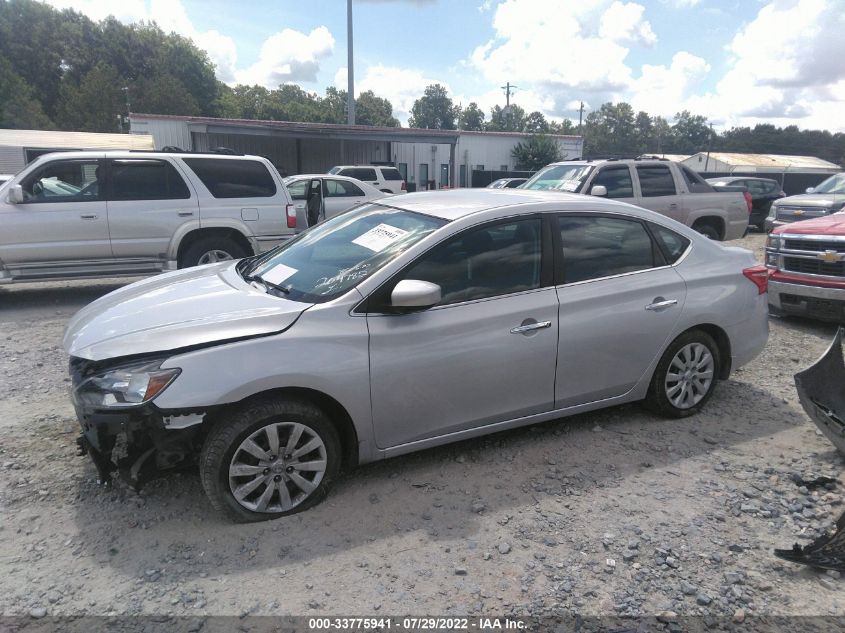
[0,129,154,150]
[691,152,839,169]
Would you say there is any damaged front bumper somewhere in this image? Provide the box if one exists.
[74,401,207,489]
[794,327,845,454]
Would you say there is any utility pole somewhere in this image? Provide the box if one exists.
[346,0,355,125]
[122,86,131,132]
[578,101,584,130]
[501,81,517,130]
[704,121,714,171]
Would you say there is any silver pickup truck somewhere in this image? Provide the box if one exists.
[522,158,751,240]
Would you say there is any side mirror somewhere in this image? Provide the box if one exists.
[806,187,816,194]
[8,184,23,204]
[390,279,441,310]
[590,185,607,197]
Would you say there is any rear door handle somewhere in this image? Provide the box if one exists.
[669,203,678,210]
[178,211,194,217]
[645,298,678,311]
[79,213,98,219]
[510,320,552,334]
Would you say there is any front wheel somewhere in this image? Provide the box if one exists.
[644,330,720,418]
[200,398,341,522]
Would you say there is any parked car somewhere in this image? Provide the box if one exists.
[0,174,13,186]
[65,189,768,522]
[766,213,845,322]
[283,174,388,228]
[0,151,296,284]
[764,172,845,233]
[327,165,406,194]
[486,177,528,189]
[707,177,785,232]
[522,159,751,240]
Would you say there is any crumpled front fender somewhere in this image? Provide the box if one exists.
[795,328,845,454]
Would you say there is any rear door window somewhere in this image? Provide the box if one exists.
[345,168,377,181]
[109,159,190,200]
[679,166,712,193]
[637,165,677,197]
[381,168,403,181]
[325,179,365,197]
[183,158,276,198]
[558,215,661,283]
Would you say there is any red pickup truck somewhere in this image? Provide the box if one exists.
[766,214,845,321]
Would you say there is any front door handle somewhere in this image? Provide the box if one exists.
[669,203,678,210]
[645,298,678,311]
[510,320,552,334]
[79,213,98,219]
[178,211,194,217]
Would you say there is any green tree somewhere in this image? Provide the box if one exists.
[633,111,653,153]
[458,102,485,131]
[263,84,321,122]
[511,135,561,171]
[0,55,54,129]
[408,84,457,129]
[131,74,200,116]
[523,111,549,134]
[548,119,577,135]
[670,110,710,153]
[487,104,526,132]
[583,102,637,157]
[355,90,399,127]
[56,63,124,132]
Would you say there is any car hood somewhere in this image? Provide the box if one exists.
[775,193,840,208]
[64,262,312,361]
[773,213,845,236]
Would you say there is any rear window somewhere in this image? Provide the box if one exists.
[110,159,190,200]
[381,168,403,181]
[183,158,276,198]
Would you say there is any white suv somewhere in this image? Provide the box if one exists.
[327,165,406,194]
[0,151,296,284]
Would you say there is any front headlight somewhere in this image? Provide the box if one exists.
[75,359,180,408]
[768,204,778,219]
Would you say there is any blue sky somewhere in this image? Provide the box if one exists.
[45,0,845,132]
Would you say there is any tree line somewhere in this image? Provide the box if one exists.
[1,0,843,168]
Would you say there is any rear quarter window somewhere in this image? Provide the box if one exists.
[648,222,691,264]
[182,158,277,198]
[381,168,403,181]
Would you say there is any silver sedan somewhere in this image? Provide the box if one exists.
[64,189,769,521]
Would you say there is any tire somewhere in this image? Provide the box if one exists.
[692,222,720,241]
[179,235,247,268]
[199,398,341,522]
[644,330,721,418]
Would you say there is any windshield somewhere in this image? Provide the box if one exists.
[522,164,593,192]
[813,173,845,195]
[243,203,446,303]
[328,166,342,175]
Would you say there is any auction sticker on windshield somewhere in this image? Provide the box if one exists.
[352,224,409,252]
[262,263,298,285]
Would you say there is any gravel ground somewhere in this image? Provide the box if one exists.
[1,232,845,622]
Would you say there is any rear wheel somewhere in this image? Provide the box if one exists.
[200,398,341,522]
[180,235,247,268]
[645,330,720,418]
[692,222,721,241]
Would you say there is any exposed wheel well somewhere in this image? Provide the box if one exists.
[682,324,732,379]
[213,388,360,468]
[691,217,725,240]
[177,228,254,266]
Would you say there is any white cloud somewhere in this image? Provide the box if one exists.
[599,1,656,47]
[42,0,334,88]
[629,51,710,115]
[235,27,335,86]
[660,0,701,7]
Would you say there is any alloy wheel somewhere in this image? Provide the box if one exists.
[228,422,328,513]
[197,249,234,265]
[664,342,714,410]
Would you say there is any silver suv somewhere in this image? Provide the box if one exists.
[0,151,295,284]
[64,189,768,522]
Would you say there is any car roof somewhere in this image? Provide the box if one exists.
[372,188,624,220]
[27,150,268,162]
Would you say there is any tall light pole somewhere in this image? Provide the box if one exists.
[346,0,355,125]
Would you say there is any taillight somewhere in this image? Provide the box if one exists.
[743,191,753,213]
[743,265,768,294]
[401,181,406,191]
[286,204,296,229]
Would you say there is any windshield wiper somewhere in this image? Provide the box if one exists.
[242,273,290,295]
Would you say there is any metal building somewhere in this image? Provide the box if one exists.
[130,114,583,188]
[0,129,154,175]
[683,152,841,175]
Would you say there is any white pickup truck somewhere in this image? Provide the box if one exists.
[522,158,751,240]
